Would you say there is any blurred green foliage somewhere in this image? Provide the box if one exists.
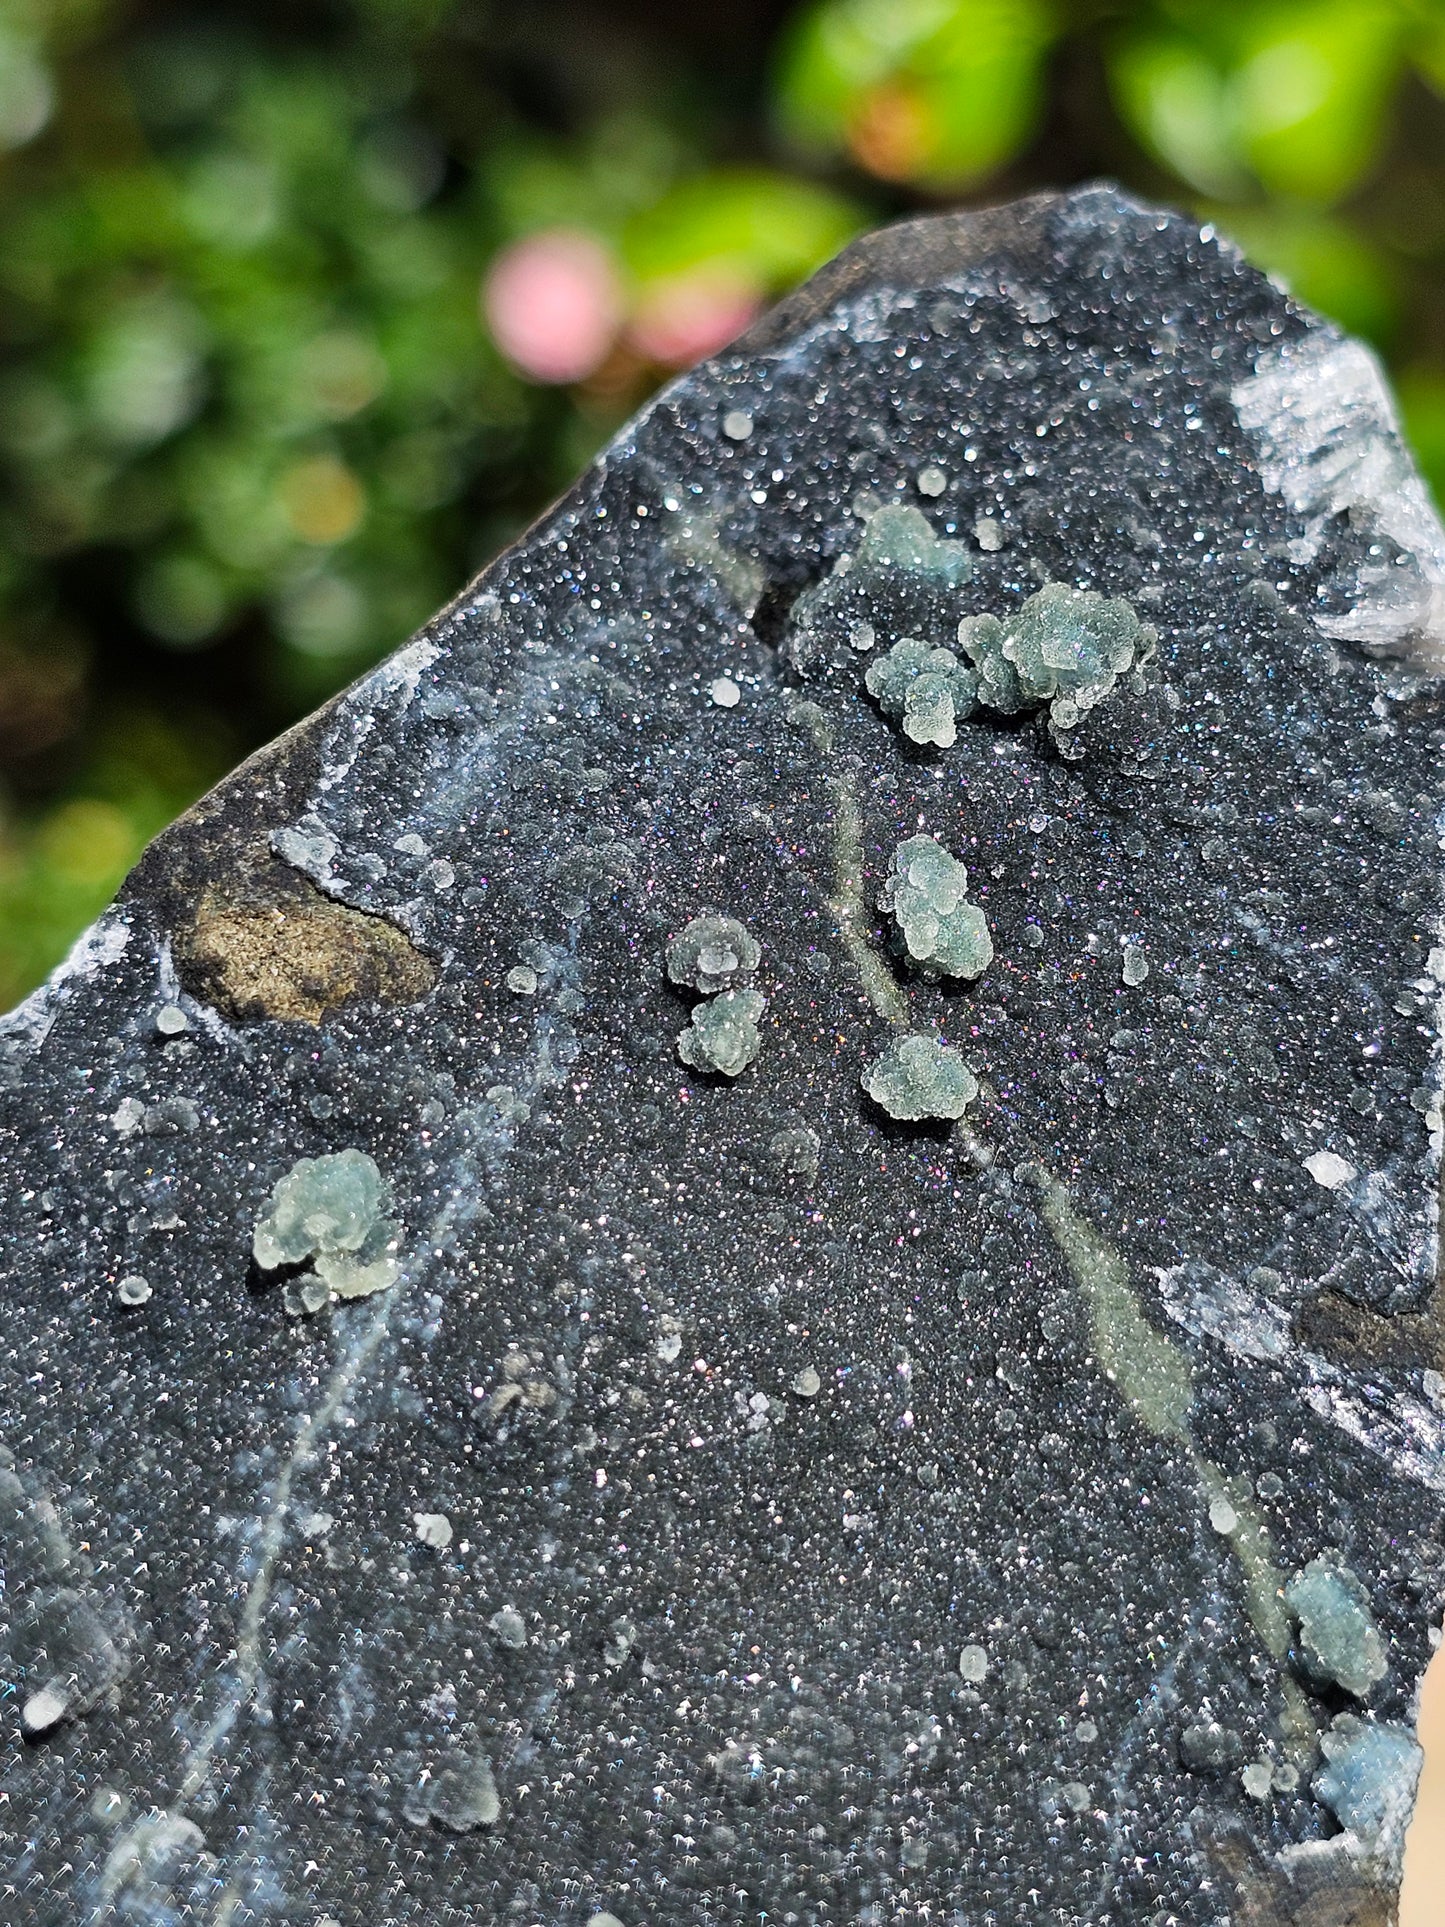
[4,0,1445,1009]
[776,0,1054,187]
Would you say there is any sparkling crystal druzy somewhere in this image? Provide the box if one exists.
[3,187,1445,1926]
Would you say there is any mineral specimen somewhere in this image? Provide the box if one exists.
[879,832,993,979]
[957,580,1155,743]
[861,1032,979,1121]
[1286,1555,1389,1699]
[3,186,1444,1927]
[252,1147,402,1305]
[864,635,979,747]
[676,984,766,1077]
[789,501,974,680]
[1313,1713,1423,1875]
[857,577,1152,756]
[664,912,760,994]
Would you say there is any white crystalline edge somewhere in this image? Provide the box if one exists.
[371,634,441,702]
[66,911,131,975]
[0,908,132,1046]
[313,634,442,798]
[1,983,58,1055]
[1157,1261,1445,1495]
[1233,333,1445,669]
[1155,1262,1294,1363]
[1301,1378,1445,1499]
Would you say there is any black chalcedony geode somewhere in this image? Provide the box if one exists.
[4,185,1445,1925]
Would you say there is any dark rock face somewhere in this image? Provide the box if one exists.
[3,185,1444,1926]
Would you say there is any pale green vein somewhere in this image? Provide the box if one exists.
[1032,1169,1299,1684]
[827,771,909,1029]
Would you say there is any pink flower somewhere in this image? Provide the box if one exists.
[627,266,760,369]
[483,229,621,384]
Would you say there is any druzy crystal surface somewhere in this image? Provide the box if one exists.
[3,187,1445,1925]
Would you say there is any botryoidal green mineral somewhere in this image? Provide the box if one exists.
[252,1147,403,1308]
[880,834,992,980]
[1313,1713,1422,1874]
[860,581,1153,753]
[677,986,766,1077]
[849,503,974,581]
[665,914,760,995]
[1285,1557,1389,1699]
[861,1034,978,1122]
[956,582,1154,735]
[864,639,978,749]
[788,503,974,679]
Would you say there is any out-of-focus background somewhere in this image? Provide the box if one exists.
[4,0,1445,1907]
[6,0,1445,1007]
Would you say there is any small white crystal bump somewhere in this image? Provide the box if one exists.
[414,1511,453,1550]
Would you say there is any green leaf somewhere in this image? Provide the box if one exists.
[776,0,1054,188]
[1109,34,1249,198]
[0,19,52,151]
[1396,367,1445,512]
[1232,1,1405,203]
[485,118,686,244]
[1113,2,1406,205]
[622,168,863,290]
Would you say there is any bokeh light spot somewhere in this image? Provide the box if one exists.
[280,456,367,545]
[297,331,388,422]
[0,30,53,150]
[627,267,760,369]
[278,571,367,657]
[483,229,622,385]
[135,552,230,648]
[848,80,934,182]
[36,800,135,888]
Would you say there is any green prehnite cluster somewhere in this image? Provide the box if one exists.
[864,639,978,748]
[678,986,766,1077]
[1285,1557,1388,1698]
[789,504,974,680]
[666,914,760,994]
[1313,1714,1423,1874]
[252,1147,402,1309]
[670,913,765,1076]
[956,583,1154,734]
[861,1034,978,1121]
[860,582,1153,753]
[850,504,974,581]
[880,834,992,979]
